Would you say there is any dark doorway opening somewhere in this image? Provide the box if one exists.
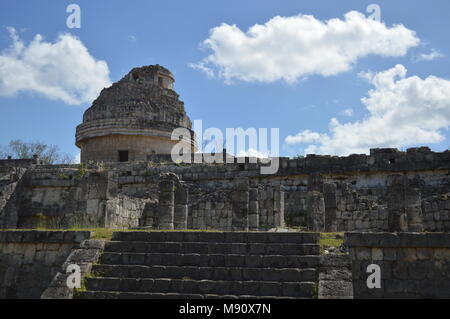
[118,150,129,162]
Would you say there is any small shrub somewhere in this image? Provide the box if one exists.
[58,173,69,180]
[76,163,87,178]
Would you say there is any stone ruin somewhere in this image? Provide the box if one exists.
[1,65,450,299]
[1,65,450,233]
[2,145,450,234]
[76,65,195,163]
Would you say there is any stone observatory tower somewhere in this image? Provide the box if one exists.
[75,65,196,163]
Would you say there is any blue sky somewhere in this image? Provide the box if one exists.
[1,0,450,161]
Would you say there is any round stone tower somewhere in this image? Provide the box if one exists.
[75,65,196,163]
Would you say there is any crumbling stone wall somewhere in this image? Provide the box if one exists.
[0,167,152,229]
[0,166,27,228]
[284,188,308,226]
[2,148,450,232]
[41,239,105,299]
[422,194,450,232]
[346,232,450,299]
[334,183,388,232]
[0,158,39,168]
[0,231,90,299]
[188,195,233,230]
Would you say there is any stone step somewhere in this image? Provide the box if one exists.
[104,241,320,256]
[92,264,318,282]
[111,232,319,244]
[76,291,300,299]
[100,252,321,269]
[85,277,316,298]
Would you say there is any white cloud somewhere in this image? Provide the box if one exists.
[285,64,450,155]
[342,108,354,117]
[285,129,326,144]
[191,11,419,84]
[188,61,215,78]
[0,27,111,105]
[74,152,81,164]
[236,148,269,158]
[413,49,445,62]
[358,70,374,81]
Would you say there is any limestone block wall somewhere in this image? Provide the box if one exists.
[422,194,450,232]
[346,232,450,299]
[282,188,308,226]
[0,159,38,168]
[283,172,450,232]
[14,169,109,228]
[257,185,285,230]
[79,134,186,163]
[2,147,450,232]
[105,196,146,228]
[185,183,285,231]
[0,231,90,299]
[2,167,150,229]
[0,167,27,228]
[41,239,105,299]
[189,200,233,230]
[336,205,389,232]
[334,184,389,232]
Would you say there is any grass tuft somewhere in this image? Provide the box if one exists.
[320,232,344,255]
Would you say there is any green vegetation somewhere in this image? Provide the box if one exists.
[76,163,87,178]
[79,228,115,240]
[283,216,305,231]
[320,232,344,255]
[174,159,182,166]
[314,281,319,299]
[73,278,88,298]
[32,213,62,229]
[58,173,69,180]
[147,161,158,168]
[84,271,102,279]
[0,227,226,241]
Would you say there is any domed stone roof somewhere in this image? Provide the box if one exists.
[75,65,196,163]
[76,65,193,147]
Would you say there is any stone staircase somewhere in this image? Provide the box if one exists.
[77,231,321,299]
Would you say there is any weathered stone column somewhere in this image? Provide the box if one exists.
[307,191,325,231]
[405,187,423,232]
[141,202,157,228]
[231,177,249,231]
[306,173,325,231]
[387,175,423,232]
[307,173,324,193]
[248,188,259,231]
[323,183,338,232]
[157,179,175,229]
[266,187,274,228]
[174,184,188,229]
[274,186,285,228]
